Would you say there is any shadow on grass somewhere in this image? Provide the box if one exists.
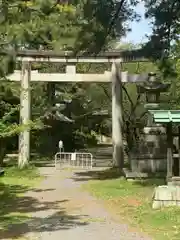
[30,155,55,168]
[0,169,88,239]
[132,178,166,187]
[4,155,55,168]
[32,188,55,192]
[73,167,122,181]
[73,167,166,188]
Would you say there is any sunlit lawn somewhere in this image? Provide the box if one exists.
[83,169,180,240]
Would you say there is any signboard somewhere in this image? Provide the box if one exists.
[71,153,76,161]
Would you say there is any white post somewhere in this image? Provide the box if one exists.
[112,61,124,169]
[66,64,76,74]
[18,61,31,168]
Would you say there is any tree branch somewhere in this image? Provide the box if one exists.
[139,110,147,120]
[73,108,105,120]
[100,84,111,100]
[98,0,127,52]
[122,85,133,108]
[130,93,141,117]
[107,0,127,35]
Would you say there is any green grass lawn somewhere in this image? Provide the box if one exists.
[0,165,41,239]
[83,169,180,240]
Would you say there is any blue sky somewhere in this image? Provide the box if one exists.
[122,2,152,44]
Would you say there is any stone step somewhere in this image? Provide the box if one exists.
[152,185,180,209]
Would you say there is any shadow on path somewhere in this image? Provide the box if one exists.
[73,167,122,182]
[0,182,88,239]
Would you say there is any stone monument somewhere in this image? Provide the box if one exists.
[126,73,171,177]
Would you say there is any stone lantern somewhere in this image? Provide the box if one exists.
[137,72,170,126]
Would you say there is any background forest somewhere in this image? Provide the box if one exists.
[0,0,179,167]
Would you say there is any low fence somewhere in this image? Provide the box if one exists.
[54,152,93,169]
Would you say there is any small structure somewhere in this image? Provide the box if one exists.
[150,110,180,209]
[124,73,171,178]
[149,110,180,182]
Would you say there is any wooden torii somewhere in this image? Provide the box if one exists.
[3,50,149,168]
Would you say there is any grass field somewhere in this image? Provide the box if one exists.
[0,165,41,239]
[83,168,180,240]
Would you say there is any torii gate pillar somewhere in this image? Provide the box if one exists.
[18,61,31,168]
[112,62,124,169]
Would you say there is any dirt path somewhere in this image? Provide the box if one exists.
[23,167,151,240]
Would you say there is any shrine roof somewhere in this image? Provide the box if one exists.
[149,110,180,123]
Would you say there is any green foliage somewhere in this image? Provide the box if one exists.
[0,83,19,145]
[0,119,45,138]
[0,0,139,54]
[0,0,80,51]
[0,81,46,165]
[144,0,180,58]
[74,0,139,52]
[0,164,40,234]
[144,0,180,76]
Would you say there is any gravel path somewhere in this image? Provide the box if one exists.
[23,167,152,240]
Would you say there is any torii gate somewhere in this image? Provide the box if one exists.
[5,50,148,168]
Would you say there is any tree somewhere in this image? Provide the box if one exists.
[143,0,180,76]
[0,0,140,53]
[144,0,179,56]
[0,82,44,166]
[74,0,140,53]
[143,0,180,114]
[0,83,19,166]
[0,1,82,166]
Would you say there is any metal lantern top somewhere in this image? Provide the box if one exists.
[138,72,170,94]
[137,72,171,110]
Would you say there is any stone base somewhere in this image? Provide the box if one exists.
[168,177,180,186]
[152,185,180,209]
[131,158,167,173]
[123,168,148,179]
[130,126,167,173]
[123,168,165,180]
[143,126,166,134]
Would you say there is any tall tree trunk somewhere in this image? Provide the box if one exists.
[0,138,7,167]
[47,82,56,106]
